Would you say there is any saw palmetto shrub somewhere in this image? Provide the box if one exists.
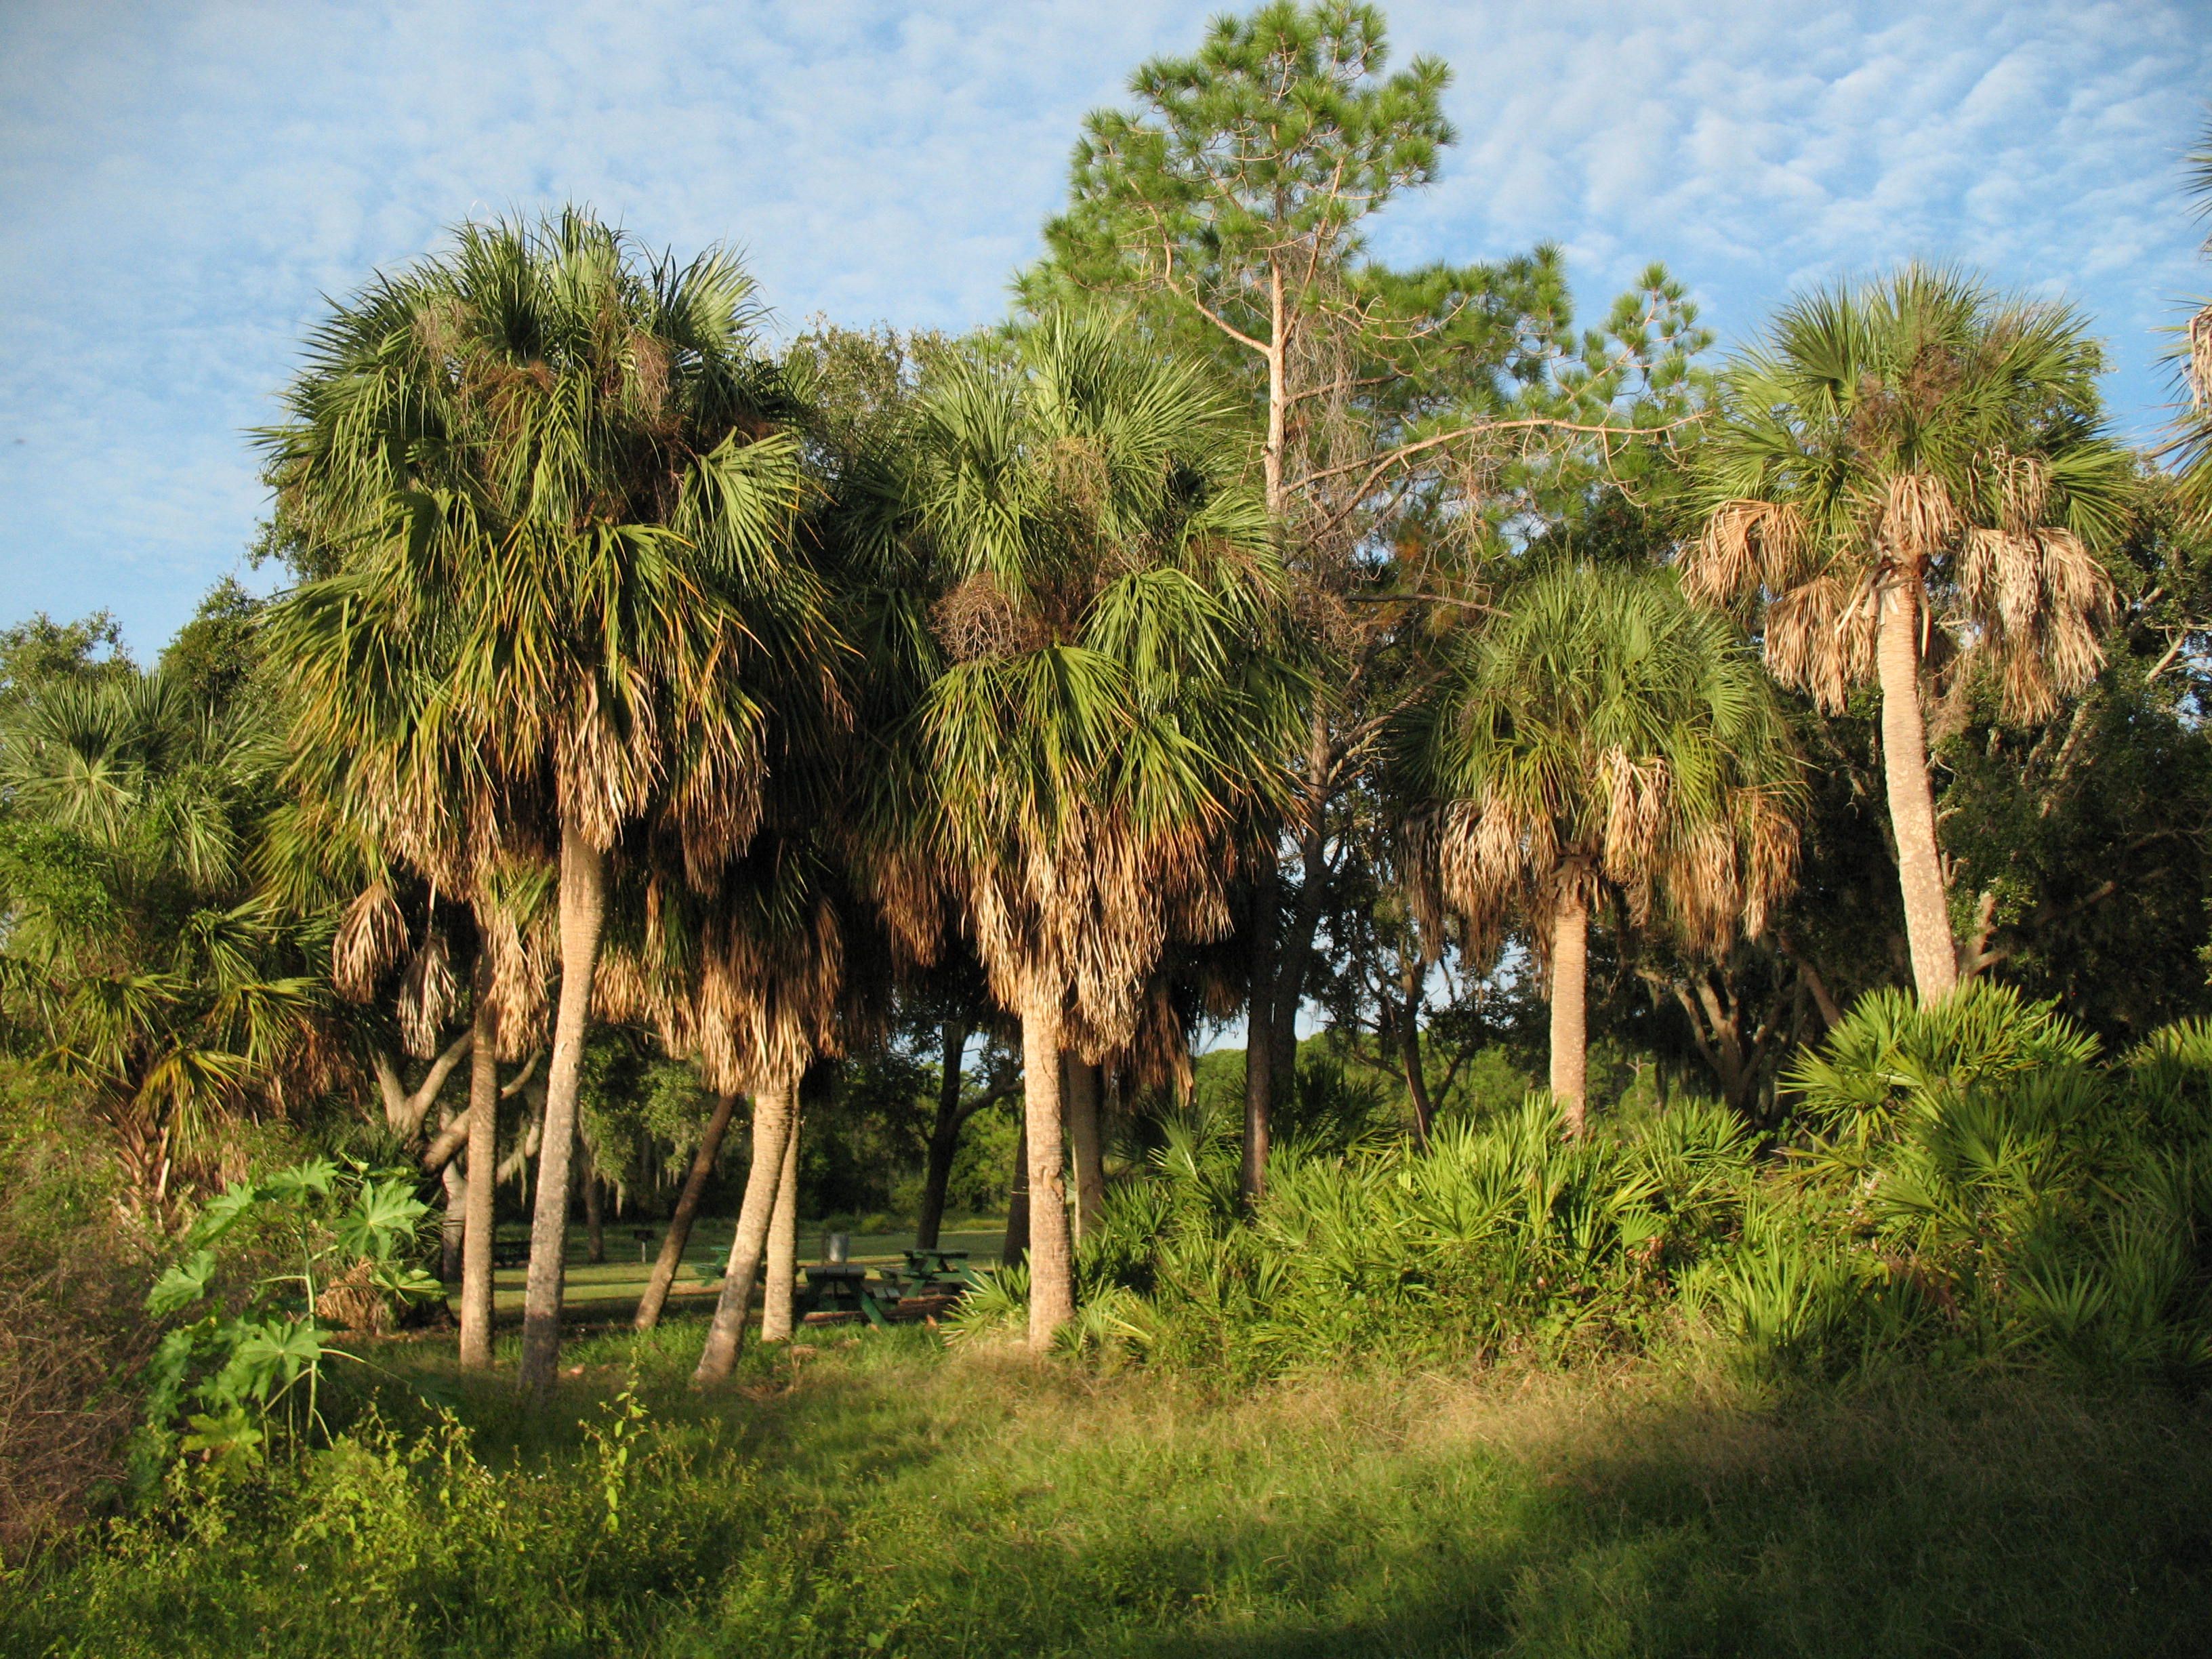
[1052,982,2212,1386]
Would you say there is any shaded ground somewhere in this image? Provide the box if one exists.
[8,1326,2211,1657]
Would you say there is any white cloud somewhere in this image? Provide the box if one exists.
[0,0,2205,650]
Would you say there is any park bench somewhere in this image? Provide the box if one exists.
[491,1238,530,1269]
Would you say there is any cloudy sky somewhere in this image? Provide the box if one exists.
[3,1,2207,655]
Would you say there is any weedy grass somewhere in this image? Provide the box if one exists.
[6,1324,2210,1657]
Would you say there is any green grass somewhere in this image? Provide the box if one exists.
[7,1324,2211,1657]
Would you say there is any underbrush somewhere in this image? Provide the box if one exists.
[0,1076,160,1556]
[6,1334,2210,1657]
[1000,983,2212,1389]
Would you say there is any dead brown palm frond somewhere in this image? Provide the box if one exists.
[1599,750,1671,896]
[1682,499,1808,603]
[1955,523,2114,721]
[933,573,1041,662]
[331,882,408,1003]
[1879,471,1961,568]
[396,930,458,1058]
[1762,572,1875,714]
[2190,305,2212,411]
[1987,449,2051,532]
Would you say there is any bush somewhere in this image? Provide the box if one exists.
[0,1071,159,1557]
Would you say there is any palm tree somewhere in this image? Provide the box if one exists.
[604,828,860,1384]
[866,317,1303,1346]
[265,211,842,1393]
[1403,562,1801,1134]
[0,670,327,1207]
[1683,267,2132,1000]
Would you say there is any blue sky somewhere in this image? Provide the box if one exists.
[3,1,2207,656]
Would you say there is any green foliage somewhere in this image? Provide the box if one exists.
[14,1334,2211,1657]
[138,1159,441,1473]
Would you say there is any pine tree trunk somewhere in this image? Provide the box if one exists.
[762,1112,800,1343]
[693,1081,796,1385]
[516,821,609,1396]
[1021,991,1076,1346]
[1241,863,1278,1203]
[1064,1055,1104,1246]
[1877,571,1959,1001]
[916,1020,968,1251]
[459,954,500,1370]
[1000,1124,1029,1267]
[1550,887,1590,1137]
[634,1090,738,1332]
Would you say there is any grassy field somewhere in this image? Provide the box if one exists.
[7,1317,2211,1657]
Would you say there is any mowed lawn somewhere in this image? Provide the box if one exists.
[471,1218,1006,1316]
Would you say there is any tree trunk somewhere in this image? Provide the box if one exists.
[1000,1124,1029,1268]
[1240,861,1279,1203]
[1269,734,1332,1092]
[1397,979,1435,1149]
[438,1145,466,1284]
[1549,887,1590,1136]
[583,1165,605,1265]
[634,1090,738,1332]
[693,1080,796,1385]
[1877,571,1959,1001]
[459,954,501,1370]
[1021,991,1076,1346]
[516,821,609,1396]
[1063,1054,1104,1246]
[916,1020,968,1251]
[762,1111,800,1343]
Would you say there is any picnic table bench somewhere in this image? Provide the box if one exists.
[798,1256,974,1327]
[491,1238,531,1269]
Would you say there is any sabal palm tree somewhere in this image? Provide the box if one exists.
[599,823,860,1382]
[1403,562,1801,1134]
[266,211,843,1393]
[1684,266,2132,1000]
[0,671,326,1205]
[867,317,1303,1345]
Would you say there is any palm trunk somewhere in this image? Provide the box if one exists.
[1241,861,1279,1202]
[762,1111,800,1343]
[1000,1124,1029,1268]
[1063,1054,1104,1246]
[1877,571,1959,1000]
[458,954,500,1369]
[915,1021,969,1251]
[516,821,609,1396]
[692,1080,796,1385]
[634,1090,738,1332]
[583,1166,605,1264]
[438,1148,466,1283]
[1549,887,1590,1136]
[1021,991,1076,1346]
